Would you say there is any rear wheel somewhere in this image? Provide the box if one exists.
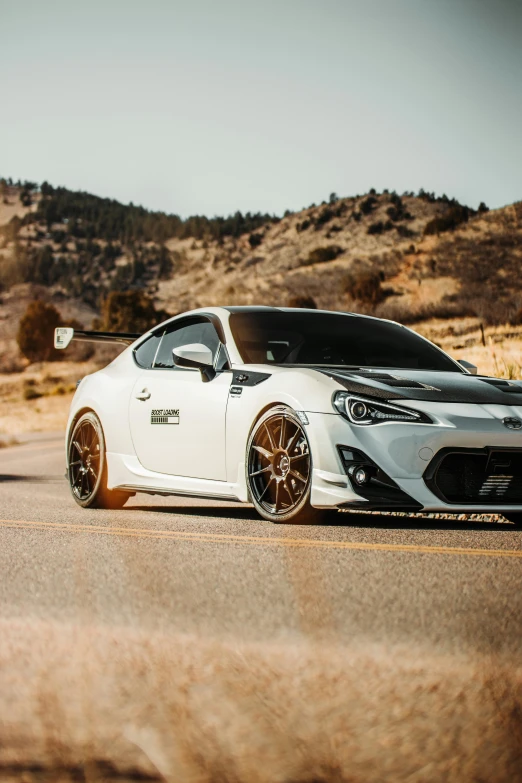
[68,412,130,509]
[246,406,323,524]
[503,513,522,528]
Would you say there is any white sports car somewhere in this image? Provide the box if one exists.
[55,306,522,525]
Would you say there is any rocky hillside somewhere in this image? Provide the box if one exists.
[1,179,521,344]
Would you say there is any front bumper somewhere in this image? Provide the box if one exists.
[306,405,522,513]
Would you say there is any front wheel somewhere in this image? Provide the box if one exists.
[68,411,131,509]
[246,406,324,524]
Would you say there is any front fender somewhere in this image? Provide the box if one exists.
[225,367,342,486]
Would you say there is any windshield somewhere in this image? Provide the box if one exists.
[229,311,461,371]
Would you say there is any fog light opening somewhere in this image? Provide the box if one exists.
[349,465,370,486]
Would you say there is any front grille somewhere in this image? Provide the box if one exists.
[425,449,522,504]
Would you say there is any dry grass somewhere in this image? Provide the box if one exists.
[0,361,101,436]
[0,435,18,448]
[0,619,521,783]
[414,319,522,378]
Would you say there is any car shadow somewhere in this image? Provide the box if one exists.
[129,504,261,521]
[127,503,515,531]
[0,474,63,483]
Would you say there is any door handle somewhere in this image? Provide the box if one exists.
[135,389,151,401]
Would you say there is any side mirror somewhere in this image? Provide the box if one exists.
[172,343,215,382]
[458,359,478,375]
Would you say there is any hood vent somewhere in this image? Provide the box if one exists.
[479,378,522,394]
[353,372,438,390]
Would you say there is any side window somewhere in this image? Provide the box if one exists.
[133,333,162,368]
[153,319,221,369]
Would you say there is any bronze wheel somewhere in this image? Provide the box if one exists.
[247,406,323,524]
[68,412,130,509]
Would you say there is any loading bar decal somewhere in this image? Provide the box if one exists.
[151,409,180,425]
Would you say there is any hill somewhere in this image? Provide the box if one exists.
[0,178,521,368]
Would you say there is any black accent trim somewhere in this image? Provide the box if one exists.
[199,312,227,344]
[69,329,140,345]
[232,370,271,386]
[114,484,239,501]
[338,446,423,510]
[316,369,522,405]
[424,446,522,505]
[320,372,407,399]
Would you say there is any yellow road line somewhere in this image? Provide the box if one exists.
[0,518,520,558]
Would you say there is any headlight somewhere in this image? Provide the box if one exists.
[333,392,432,425]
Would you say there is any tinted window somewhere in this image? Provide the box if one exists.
[229,311,460,372]
[133,333,162,368]
[154,319,221,369]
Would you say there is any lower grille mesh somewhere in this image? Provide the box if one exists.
[432,451,522,504]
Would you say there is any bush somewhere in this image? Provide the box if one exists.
[367,221,392,235]
[344,271,385,305]
[248,232,263,248]
[303,246,342,266]
[17,300,63,363]
[396,225,415,238]
[314,207,335,228]
[97,290,170,333]
[359,196,377,215]
[24,386,43,400]
[287,295,317,309]
[424,206,472,235]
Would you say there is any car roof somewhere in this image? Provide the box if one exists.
[222,305,390,323]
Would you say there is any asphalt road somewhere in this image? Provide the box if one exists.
[0,433,521,656]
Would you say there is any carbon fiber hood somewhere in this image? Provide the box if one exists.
[316,368,522,405]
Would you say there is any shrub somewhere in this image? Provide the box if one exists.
[396,225,415,238]
[296,219,311,232]
[20,189,32,207]
[17,300,63,363]
[359,196,377,215]
[314,207,335,228]
[424,206,472,235]
[97,290,170,333]
[367,221,392,235]
[344,271,385,305]
[287,295,317,309]
[303,246,342,266]
[248,232,263,248]
[24,386,43,400]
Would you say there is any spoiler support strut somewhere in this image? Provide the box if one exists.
[54,328,140,349]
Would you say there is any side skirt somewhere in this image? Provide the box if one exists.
[114,484,241,502]
[106,453,247,501]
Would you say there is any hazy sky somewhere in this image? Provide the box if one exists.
[1,0,521,216]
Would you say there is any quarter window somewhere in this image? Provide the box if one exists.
[133,332,163,369]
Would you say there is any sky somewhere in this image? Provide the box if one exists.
[1,0,521,217]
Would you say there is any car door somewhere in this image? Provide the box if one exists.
[128,317,231,481]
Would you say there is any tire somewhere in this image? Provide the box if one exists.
[68,411,131,509]
[503,513,522,528]
[246,405,324,524]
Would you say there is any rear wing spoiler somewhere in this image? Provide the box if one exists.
[54,327,141,350]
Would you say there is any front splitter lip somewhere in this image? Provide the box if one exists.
[338,500,522,513]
